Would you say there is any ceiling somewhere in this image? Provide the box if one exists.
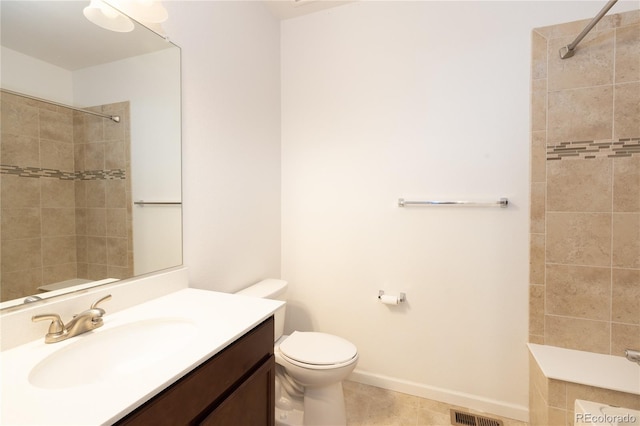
[0,1,172,71]
[263,0,355,20]
[0,0,352,71]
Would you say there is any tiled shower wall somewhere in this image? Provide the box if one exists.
[0,93,133,302]
[529,10,640,354]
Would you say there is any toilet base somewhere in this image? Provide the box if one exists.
[303,382,347,426]
[274,381,348,426]
[275,406,304,426]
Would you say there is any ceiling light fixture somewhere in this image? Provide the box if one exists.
[83,0,134,32]
[115,0,168,24]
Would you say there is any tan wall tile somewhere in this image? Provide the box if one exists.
[105,141,126,169]
[75,208,87,235]
[530,284,545,335]
[619,10,640,27]
[1,208,41,240]
[547,30,614,91]
[532,31,548,80]
[86,263,108,281]
[75,181,87,208]
[85,180,106,208]
[41,179,74,209]
[545,315,610,353]
[612,268,640,325]
[86,208,106,237]
[86,236,107,264]
[546,213,612,266]
[611,322,640,356]
[547,159,612,212]
[613,157,640,213]
[536,19,590,40]
[106,237,128,267]
[105,179,127,208]
[76,235,87,263]
[532,79,547,132]
[1,175,40,208]
[77,262,88,279]
[104,117,125,142]
[530,381,549,426]
[1,99,39,138]
[84,142,105,171]
[566,383,640,411]
[39,108,73,143]
[530,233,546,284]
[106,208,127,237]
[73,143,85,171]
[40,139,74,171]
[1,238,41,272]
[615,24,640,83]
[548,86,613,143]
[531,182,546,234]
[614,82,640,139]
[530,334,545,344]
[1,268,42,300]
[1,134,39,166]
[546,264,611,321]
[548,407,568,426]
[41,208,76,237]
[42,236,76,266]
[532,131,547,183]
[612,213,640,268]
[42,263,77,286]
[548,379,567,409]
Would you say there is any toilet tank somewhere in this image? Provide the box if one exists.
[235,279,287,341]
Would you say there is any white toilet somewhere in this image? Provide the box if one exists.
[236,279,358,426]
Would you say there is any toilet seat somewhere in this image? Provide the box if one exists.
[278,331,358,369]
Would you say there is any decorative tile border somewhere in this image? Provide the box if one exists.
[0,165,126,180]
[547,137,640,160]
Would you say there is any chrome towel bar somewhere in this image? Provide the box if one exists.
[134,201,182,206]
[398,198,508,208]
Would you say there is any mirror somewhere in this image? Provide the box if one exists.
[0,1,182,310]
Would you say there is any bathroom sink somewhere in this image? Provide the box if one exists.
[28,318,198,389]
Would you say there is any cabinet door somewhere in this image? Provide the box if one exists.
[200,355,275,426]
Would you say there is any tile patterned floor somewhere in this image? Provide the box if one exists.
[343,381,529,426]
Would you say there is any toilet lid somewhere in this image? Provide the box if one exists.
[279,331,357,366]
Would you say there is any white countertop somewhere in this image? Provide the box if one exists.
[1,288,283,425]
[528,343,640,395]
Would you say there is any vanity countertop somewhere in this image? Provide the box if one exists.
[1,288,283,425]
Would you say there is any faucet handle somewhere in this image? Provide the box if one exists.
[32,313,65,335]
[90,294,112,312]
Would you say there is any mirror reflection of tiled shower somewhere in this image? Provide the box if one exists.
[0,95,133,302]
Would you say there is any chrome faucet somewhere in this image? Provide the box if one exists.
[625,349,640,365]
[32,295,112,343]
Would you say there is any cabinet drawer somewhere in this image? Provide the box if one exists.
[116,317,274,425]
[200,355,275,426]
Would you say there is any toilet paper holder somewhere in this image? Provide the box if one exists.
[378,290,406,304]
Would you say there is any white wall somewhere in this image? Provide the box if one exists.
[163,1,282,292]
[280,0,639,421]
[73,48,182,276]
[1,46,73,104]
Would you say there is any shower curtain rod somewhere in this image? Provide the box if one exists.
[559,0,618,59]
[1,89,120,123]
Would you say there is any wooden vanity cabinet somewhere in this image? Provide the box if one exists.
[115,317,275,426]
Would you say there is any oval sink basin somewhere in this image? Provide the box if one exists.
[29,318,198,389]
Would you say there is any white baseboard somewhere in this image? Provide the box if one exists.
[348,369,529,423]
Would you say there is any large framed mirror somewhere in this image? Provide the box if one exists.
[0,1,182,310]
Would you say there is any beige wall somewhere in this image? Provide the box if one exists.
[529,9,640,355]
[0,94,133,301]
